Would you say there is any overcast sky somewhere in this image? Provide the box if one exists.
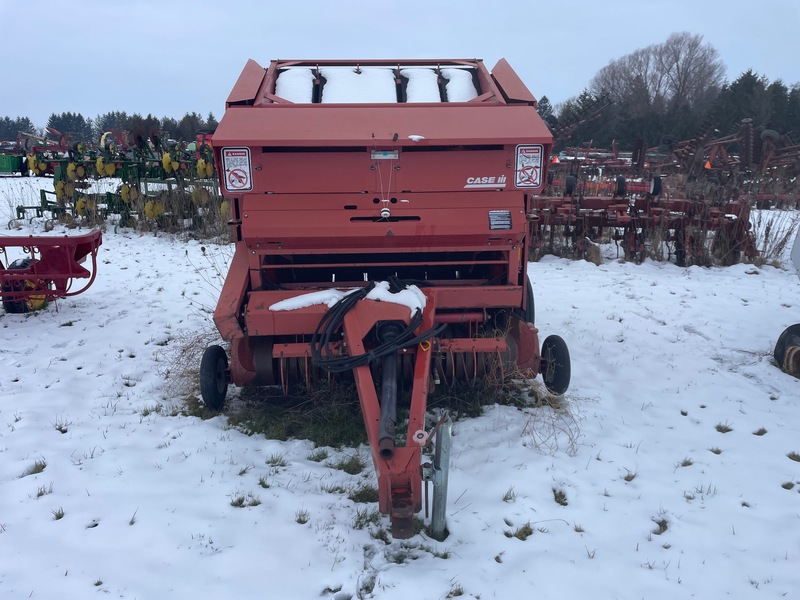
[2,0,799,129]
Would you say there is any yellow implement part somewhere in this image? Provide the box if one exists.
[192,187,210,207]
[145,199,165,220]
[23,279,48,311]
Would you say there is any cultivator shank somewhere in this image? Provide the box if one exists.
[531,180,758,265]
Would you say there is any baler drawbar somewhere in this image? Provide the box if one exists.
[200,58,571,538]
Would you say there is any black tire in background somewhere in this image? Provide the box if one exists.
[774,324,800,369]
[565,175,576,196]
[650,176,663,196]
[615,176,627,197]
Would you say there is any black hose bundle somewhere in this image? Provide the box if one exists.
[310,281,446,373]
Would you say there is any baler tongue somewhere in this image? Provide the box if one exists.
[337,293,439,538]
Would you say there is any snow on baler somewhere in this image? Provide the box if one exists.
[200,58,571,538]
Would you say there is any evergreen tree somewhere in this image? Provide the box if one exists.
[46,112,93,142]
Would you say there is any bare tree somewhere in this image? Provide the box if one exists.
[586,32,725,143]
[655,32,725,115]
[591,32,723,112]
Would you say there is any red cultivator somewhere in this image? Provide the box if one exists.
[0,230,102,313]
[201,58,571,538]
[530,177,758,265]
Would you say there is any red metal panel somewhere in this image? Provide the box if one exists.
[226,59,269,106]
[239,191,524,250]
[243,287,525,337]
[248,148,517,195]
[491,58,537,104]
[212,243,251,341]
[213,105,551,149]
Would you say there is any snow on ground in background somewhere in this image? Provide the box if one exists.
[2,176,800,599]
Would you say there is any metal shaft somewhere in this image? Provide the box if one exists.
[378,351,397,458]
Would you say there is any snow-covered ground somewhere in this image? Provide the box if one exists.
[1,177,800,599]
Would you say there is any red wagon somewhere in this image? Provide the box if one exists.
[1,229,102,313]
[201,58,571,538]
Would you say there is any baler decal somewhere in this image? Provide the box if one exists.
[515,144,543,188]
[222,147,253,191]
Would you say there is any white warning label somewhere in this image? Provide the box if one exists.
[514,144,543,188]
[222,147,253,192]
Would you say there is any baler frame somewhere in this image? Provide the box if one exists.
[201,57,571,539]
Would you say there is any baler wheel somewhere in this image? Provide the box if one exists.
[521,278,535,325]
[429,416,452,541]
[200,345,229,411]
[541,334,571,395]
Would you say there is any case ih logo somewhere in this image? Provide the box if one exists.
[464,175,507,189]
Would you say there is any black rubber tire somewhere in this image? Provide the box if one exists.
[524,277,535,325]
[565,175,576,197]
[774,324,800,367]
[514,277,536,325]
[1,258,38,313]
[615,176,627,197]
[650,176,662,196]
[200,345,229,412]
[760,129,780,143]
[1,290,26,313]
[541,335,571,395]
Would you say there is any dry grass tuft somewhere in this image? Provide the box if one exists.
[750,209,799,267]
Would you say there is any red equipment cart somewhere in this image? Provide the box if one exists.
[1,229,102,313]
[201,58,570,538]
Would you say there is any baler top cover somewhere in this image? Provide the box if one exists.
[213,58,552,193]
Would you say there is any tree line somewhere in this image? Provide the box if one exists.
[538,32,800,152]
[0,111,218,146]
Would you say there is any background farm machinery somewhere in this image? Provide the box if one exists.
[531,115,800,265]
[7,129,224,233]
[531,171,758,265]
[0,229,102,313]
